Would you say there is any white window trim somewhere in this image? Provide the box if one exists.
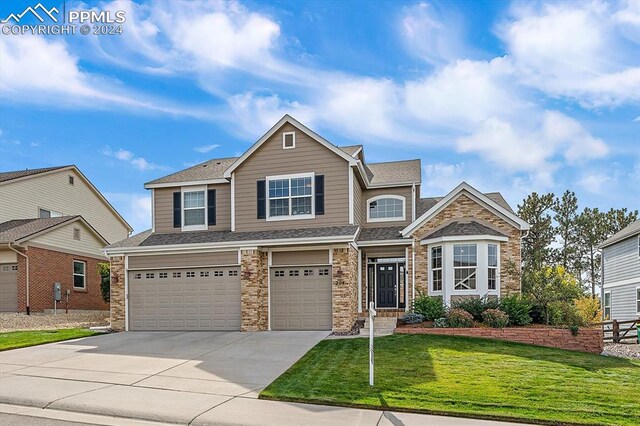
[367,194,406,223]
[282,131,296,149]
[603,290,611,320]
[488,243,498,291]
[453,243,478,291]
[181,185,207,231]
[428,245,443,294]
[73,260,86,290]
[39,207,63,218]
[266,172,315,222]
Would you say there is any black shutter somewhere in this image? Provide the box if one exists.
[172,192,181,228]
[207,189,216,226]
[257,180,266,219]
[315,175,324,215]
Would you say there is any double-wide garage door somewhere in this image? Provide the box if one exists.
[270,266,332,330]
[0,263,18,312]
[128,267,240,331]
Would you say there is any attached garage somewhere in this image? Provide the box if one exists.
[0,263,18,312]
[270,266,332,331]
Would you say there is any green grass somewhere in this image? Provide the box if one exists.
[0,328,100,351]
[261,334,640,426]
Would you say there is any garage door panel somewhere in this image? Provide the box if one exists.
[270,266,331,331]
[129,267,240,331]
[0,264,18,313]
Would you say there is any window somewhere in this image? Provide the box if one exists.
[228,270,238,277]
[488,244,498,290]
[11,265,17,271]
[319,268,330,276]
[200,271,210,277]
[453,244,477,290]
[304,269,314,276]
[39,208,62,218]
[638,236,640,258]
[214,270,224,277]
[68,175,74,185]
[267,173,314,220]
[431,246,442,291]
[289,270,299,277]
[159,272,168,279]
[282,131,295,149]
[173,272,181,278]
[603,292,611,320]
[134,273,142,279]
[73,260,86,289]
[367,196,405,222]
[636,287,640,316]
[146,273,154,279]
[274,270,284,277]
[186,271,195,278]
[182,188,206,230]
[73,228,81,240]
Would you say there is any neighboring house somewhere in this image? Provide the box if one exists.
[0,166,132,313]
[105,115,529,333]
[599,220,640,322]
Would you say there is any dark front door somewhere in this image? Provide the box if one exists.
[376,264,396,308]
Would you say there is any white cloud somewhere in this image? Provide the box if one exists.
[102,146,167,171]
[114,149,134,161]
[194,144,220,153]
[104,192,151,233]
[577,173,612,195]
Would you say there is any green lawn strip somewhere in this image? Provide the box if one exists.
[261,334,640,426]
[0,328,101,351]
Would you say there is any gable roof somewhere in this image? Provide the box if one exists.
[145,157,237,188]
[0,165,132,233]
[403,182,529,236]
[223,115,357,178]
[423,220,508,240]
[366,159,421,186]
[339,145,363,157]
[0,166,70,183]
[416,192,513,217]
[598,220,640,249]
[0,216,108,245]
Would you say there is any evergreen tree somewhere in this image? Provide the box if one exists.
[517,192,555,273]
[552,191,581,277]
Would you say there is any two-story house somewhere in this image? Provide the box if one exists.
[0,166,132,313]
[599,220,640,322]
[105,115,529,333]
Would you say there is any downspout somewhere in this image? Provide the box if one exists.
[412,240,416,307]
[8,243,29,315]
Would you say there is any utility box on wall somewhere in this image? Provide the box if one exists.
[53,282,62,302]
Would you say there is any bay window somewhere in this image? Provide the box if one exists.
[431,246,442,291]
[488,244,498,290]
[267,173,314,220]
[453,244,477,290]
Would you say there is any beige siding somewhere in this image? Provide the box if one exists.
[353,179,365,225]
[128,251,238,269]
[0,169,129,244]
[271,250,330,266]
[28,221,107,258]
[0,250,17,263]
[154,184,231,233]
[234,123,350,231]
[364,246,407,259]
[362,186,413,228]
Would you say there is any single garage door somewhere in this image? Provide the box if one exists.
[0,263,18,312]
[128,266,240,331]
[270,266,332,331]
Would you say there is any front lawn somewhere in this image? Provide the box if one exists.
[0,328,100,351]
[261,334,640,426]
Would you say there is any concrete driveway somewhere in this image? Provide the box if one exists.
[0,331,328,424]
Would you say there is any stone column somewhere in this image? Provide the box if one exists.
[109,256,126,331]
[332,245,359,333]
[240,249,268,331]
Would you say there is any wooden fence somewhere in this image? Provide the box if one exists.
[592,319,639,343]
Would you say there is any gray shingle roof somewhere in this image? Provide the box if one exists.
[416,192,514,217]
[366,159,421,185]
[107,226,360,249]
[0,166,70,183]
[423,221,507,240]
[338,145,362,156]
[0,216,79,243]
[357,226,408,242]
[145,157,237,186]
[599,220,640,249]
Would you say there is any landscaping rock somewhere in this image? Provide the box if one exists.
[0,311,109,332]
[602,343,640,360]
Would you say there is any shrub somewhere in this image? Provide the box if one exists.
[413,294,445,320]
[482,309,509,328]
[549,301,586,327]
[401,313,425,324]
[434,317,448,328]
[97,263,110,303]
[574,296,602,325]
[499,294,533,326]
[451,297,499,322]
[446,308,474,328]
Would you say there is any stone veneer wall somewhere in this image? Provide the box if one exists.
[109,256,126,331]
[240,249,268,331]
[413,193,522,297]
[332,245,359,332]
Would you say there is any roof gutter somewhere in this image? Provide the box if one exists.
[8,243,29,315]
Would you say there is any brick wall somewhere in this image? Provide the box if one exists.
[332,245,359,332]
[16,246,108,313]
[413,193,522,297]
[109,256,125,331]
[396,327,604,354]
[240,249,268,331]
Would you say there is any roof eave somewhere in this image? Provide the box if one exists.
[144,178,229,189]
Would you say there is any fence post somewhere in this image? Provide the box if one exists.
[612,320,619,343]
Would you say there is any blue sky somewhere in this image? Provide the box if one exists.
[1,0,638,233]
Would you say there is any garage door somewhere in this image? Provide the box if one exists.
[128,267,240,331]
[0,263,18,312]
[270,266,332,331]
